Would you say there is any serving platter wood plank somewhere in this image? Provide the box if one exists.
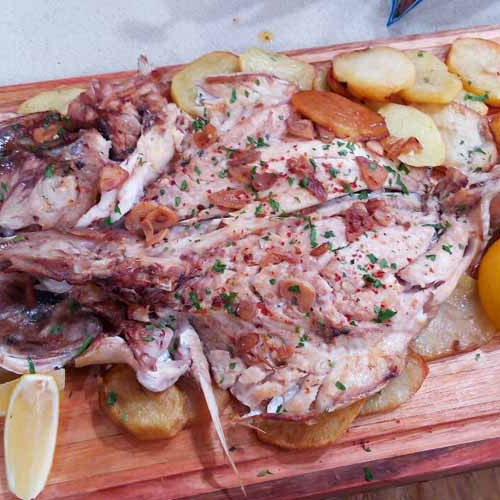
[1,24,500,499]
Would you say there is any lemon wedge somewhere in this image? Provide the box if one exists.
[0,369,65,417]
[4,374,60,500]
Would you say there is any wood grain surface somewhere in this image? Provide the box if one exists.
[1,23,500,500]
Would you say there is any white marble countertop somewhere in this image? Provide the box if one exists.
[1,0,498,85]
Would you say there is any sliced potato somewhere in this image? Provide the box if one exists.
[360,353,428,416]
[312,63,330,91]
[292,90,388,142]
[379,103,445,166]
[254,400,363,450]
[454,89,489,116]
[18,87,85,115]
[400,50,462,104]
[419,102,497,172]
[333,47,416,101]
[447,38,500,106]
[239,47,314,90]
[99,364,190,440]
[171,51,240,115]
[411,275,497,361]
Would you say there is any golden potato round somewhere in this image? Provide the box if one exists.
[400,50,462,104]
[333,47,416,101]
[239,47,314,90]
[360,353,428,416]
[18,87,85,115]
[99,365,190,440]
[412,275,497,361]
[379,103,445,167]
[171,51,240,116]
[447,37,500,106]
[253,400,363,450]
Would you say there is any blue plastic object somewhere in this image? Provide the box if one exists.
[387,0,424,26]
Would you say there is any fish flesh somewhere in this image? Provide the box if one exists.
[0,66,499,422]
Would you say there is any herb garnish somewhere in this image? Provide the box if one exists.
[335,381,346,391]
[364,467,374,481]
[374,306,397,323]
[189,291,202,310]
[212,259,226,273]
[44,163,55,178]
[76,335,95,356]
[106,391,118,406]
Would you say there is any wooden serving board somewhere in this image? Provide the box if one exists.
[1,24,500,500]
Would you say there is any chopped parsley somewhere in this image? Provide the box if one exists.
[287,176,294,186]
[269,198,280,213]
[442,244,453,254]
[76,335,95,356]
[426,254,437,261]
[417,50,424,57]
[106,391,118,406]
[464,91,489,102]
[364,467,374,482]
[309,158,318,171]
[255,203,263,216]
[297,334,309,348]
[335,381,346,391]
[114,203,121,215]
[194,165,202,176]
[174,196,181,207]
[230,88,237,104]
[218,169,228,178]
[220,291,238,315]
[288,284,301,294]
[343,182,353,194]
[28,357,35,374]
[367,253,378,264]
[247,135,269,148]
[189,291,202,310]
[44,163,55,178]
[269,278,276,285]
[299,176,310,189]
[142,335,154,342]
[363,274,382,288]
[324,230,335,238]
[329,167,339,178]
[192,117,208,132]
[103,216,113,227]
[309,224,318,248]
[374,306,397,323]
[180,180,189,192]
[257,469,273,477]
[49,324,63,335]
[229,362,237,370]
[212,259,226,273]
[423,221,450,237]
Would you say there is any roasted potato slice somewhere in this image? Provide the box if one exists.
[18,87,85,115]
[454,89,489,116]
[419,102,497,172]
[254,400,364,450]
[99,365,190,440]
[292,90,388,142]
[239,47,314,90]
[447,38,500,106]
[378,103,445,166]
[360,353,428,416]
[400,50,462,104]
[412,275,497,361]
[333,47,416,101]
[171,51,240,115]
